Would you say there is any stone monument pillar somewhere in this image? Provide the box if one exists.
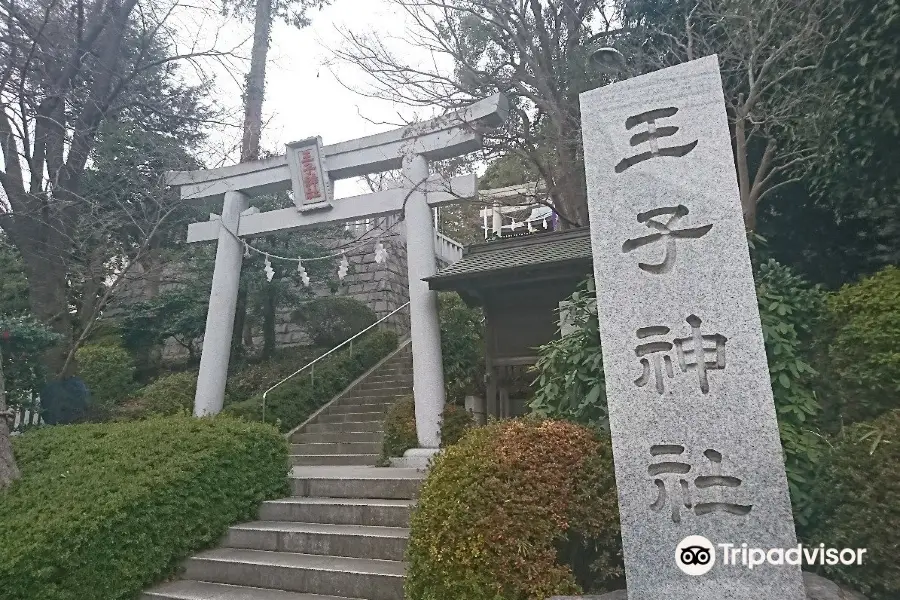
[579,55,805,599]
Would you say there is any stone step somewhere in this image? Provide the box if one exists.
[258,497,414,528]
[290,442,381,456]
[290,466,424,500]
[364,374,413,383]
[351,384,412,394]
[290,454,379,466]
[313,411,384,425]
[339,392,405,404]
[143,580,357,600]
[225,521,409,561]
[303,421,383,434]
[291,431,383,445]
[323,404,389,417]
[183,548,405,600]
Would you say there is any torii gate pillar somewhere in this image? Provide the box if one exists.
[194,190,248,416]
[402,154,445,449]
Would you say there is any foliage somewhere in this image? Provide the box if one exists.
[74,344,136,417]
[803,410,900,600]
[406,418,623,599]
[802,0,900,274]
[0,233,28,317]
[114,372,200,421]
[122,287,210,362]
[225,346,323,403]
[224,330,398,432]
[0,415,288,600]
[823,266,900,425]
[530,278,606,427]
[292,296,377,348]
[439,404,475,448]
[0,315,60,406]
[381,395,418,460]
[438,293,485,403]
[755,259,828,525]
[380,397,477,459]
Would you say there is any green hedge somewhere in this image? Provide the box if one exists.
[224,329,398,432]
[75,343,136,417]
[114,371,199,421]
[824,265,900,425]
[0,415,288,600]
[406,418,622,599]
[803,409,900,600]
[291,296,377,348]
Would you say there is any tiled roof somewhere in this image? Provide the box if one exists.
[426,228,592,283]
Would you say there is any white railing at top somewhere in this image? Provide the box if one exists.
[261,301,411,423]
[434,231,464,263]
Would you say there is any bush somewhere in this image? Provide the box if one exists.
[292,296,377,348]
[755,259,828,524]
[223,329,398,432]
[75,343,136,417]
[439,403,474,448]
[0,415,288,600]
[439,293,485,403]
[382,395,418,459]
[824,266,900,425]
[406,419,623,600]
[803,410,900,600]
[530,278,606,426]
[225,346,322,403]
[380,398,477,459]
[114,371,198,421]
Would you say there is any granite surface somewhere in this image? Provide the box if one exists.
[579,55,804,599]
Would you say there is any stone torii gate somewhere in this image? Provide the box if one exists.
[165,94,508,453]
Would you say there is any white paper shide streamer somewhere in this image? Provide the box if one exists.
[297,259,310,287]
[337,252,350,281]
[263,255,275,282]
[374,241,388,264]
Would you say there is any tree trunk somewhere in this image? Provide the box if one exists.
[241,0,273,163]
[230,0,273,356]
[262,284,277,359]
[0,346,21,491]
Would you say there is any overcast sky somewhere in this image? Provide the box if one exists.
[180,0,450,197]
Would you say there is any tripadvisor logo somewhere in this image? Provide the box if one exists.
[674,536,867,575]
[675,535,716,576]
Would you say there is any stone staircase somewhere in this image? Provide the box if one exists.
[144,341,423,600]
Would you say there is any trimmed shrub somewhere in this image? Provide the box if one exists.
[382,395,417,459]
[0,415,288,600]
[114,370,198,421]
[439,403,474,448]
[824,266,900,425]
[406,418,623,600]
[803,410,900,600]
[292,296,377,348]
[75,343,136,416]
[381,399,477,459]
[223,329,398,432]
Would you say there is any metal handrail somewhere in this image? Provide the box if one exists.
[261,301,411,422]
